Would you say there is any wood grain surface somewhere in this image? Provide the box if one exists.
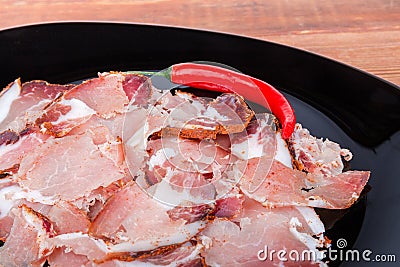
[0,0,399,85]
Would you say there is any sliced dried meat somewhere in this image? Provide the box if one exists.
[0,179,18,241]
[0,79,73,134]
[120,73,152,105]
[214,194,244,218]
[167,204,214,224]
[90,182,206,253]
[150,91,254,139]
[147,136,232,176]
[17,132,125,203]
[36,97,96,137]
[36,73,150,137]
[48,234,203,266]
[0,128,49,175]
[289,123,353,176]
[0,205,55,267]
[48,248,92,267]
[240,159,370,209]
[134,242,203,267]
[0,73,372,267]
[143,136,234,206]
[44,201,90,234]
[65,73,128,118]
[49,233,109,262]
[200,198,327,266]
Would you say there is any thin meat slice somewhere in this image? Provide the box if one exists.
[45,201,91,234]
[0,205,55,267]
[145,137,220,205]
[36,73,131,137]
[0,128,49,175]
[144,135,238,206]
[289,123,353,176]
[240,159,370,209]
[35,97,96,137]
[167,204,214,224]
[120,73,152,105]
[0,79,73,134]
[147,136,232,176]
[65,73,128,118]
[66,114,127,171]
[0,179,20,241]
[48,248,92,267]
[90,182,206,253]
[71,177,132,221]
[1,184,89,241]
[122,107,149,177]
[147,170,216,207]
[230,113,292,168]
[200,198,328,266]
[48,234,203,266]
[48,233,109,262]
[150,91,254,139]
[214,194,244,218]
[17,132,124,203]
[134,242,203,267]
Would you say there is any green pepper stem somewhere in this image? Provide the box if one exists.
[125,66,172,81]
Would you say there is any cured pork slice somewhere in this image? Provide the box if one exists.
[240,159,370,209]
[0,205,55,267]
[144,135,238,206]
[214,194,244,218]
[0,128,49,175]
[17,132,125,203]
[90,182,205,253]
[0,179,19,241]
[289,124,353,177]
[0,181,90,243]
[149,91,254,139]
[200,198,328,266]
[132,243,204,267]
[61,73,128,118]
[48,233,109,262]
[48,248,92,267]
[230,113,293,168]
[120,73,152,105]
[43,201,90,234]
[146,136,232,178]
[72,180,128,221]
[0,79,73,134]
[48,234,203,267]
[36,73,151,137]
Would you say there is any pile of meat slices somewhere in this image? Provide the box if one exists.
[0,72,370,267]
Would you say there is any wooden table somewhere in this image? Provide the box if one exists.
[1,0,399,85]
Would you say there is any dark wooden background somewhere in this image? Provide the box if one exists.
[0,0,398,85]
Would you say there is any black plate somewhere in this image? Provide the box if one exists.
[0,22,399,266]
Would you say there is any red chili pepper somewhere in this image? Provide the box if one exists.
[164,63,296,139]
[128,63,296,139]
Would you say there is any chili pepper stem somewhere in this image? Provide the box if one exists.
[125,67,172,80]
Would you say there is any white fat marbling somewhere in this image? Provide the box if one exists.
[0,80,21,125]
[231,131,292,168]
[109,221,205,253]
[295,206,325,234]
[54,98,96,124]
[289,217,325,262]
[231,132,264,160]
[275,132,293,168]
[0,185,22,218]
